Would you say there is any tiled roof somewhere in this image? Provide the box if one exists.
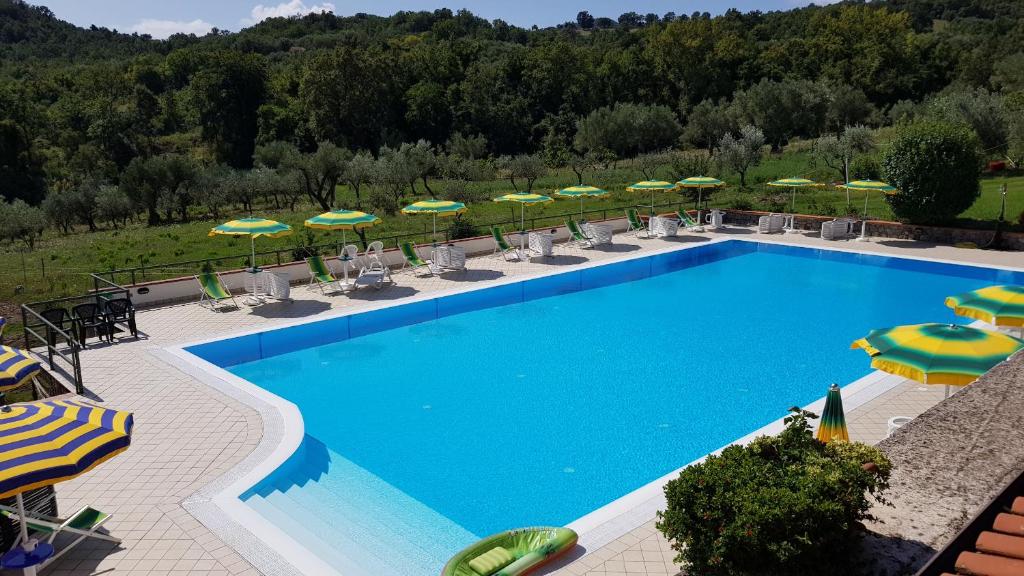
[917,471,1024,576]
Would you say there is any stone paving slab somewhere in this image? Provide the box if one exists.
[38,229,1023,576]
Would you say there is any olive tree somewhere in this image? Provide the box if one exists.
[715,125,764,188]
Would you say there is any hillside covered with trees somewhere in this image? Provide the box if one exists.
[0,0,1022,246]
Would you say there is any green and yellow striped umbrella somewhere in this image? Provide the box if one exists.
[209,218,292,277]
[304,209,381,254]
[836,180,898,194]
[556,186,609,220]
[208,218,293,238]
[852,323,1024,393]
[495,192,553,233]
[626,181,679,216]
[946,285,1024,331]
[816,384,849,443]
[402,199,467,243]
[677,176,726,189]
[0,346,41,393]
[768,177,822,214]
[304,209,380,231]
[677,177,726,222]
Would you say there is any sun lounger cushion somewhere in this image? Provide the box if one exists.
[468,546,515,576]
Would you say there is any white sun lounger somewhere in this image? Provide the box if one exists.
[758,213,785,234]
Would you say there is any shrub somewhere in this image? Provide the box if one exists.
[447,216,479,240]
[729,197,753,211]
[882,120,980,224]
[656,408,891,576]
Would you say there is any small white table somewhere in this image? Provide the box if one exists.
[243,269,265,306]
[649,216,679,237]
[582,223,613,245]
[434,245,467,270]
[337,255,357,291]
[528,232,556,256]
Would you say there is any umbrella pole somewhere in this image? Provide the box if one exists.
[248,236,260,305]
[944,385,951,399]
[16,492,38,576]
[856,192,871,242]
[520,205,527,253]
[580,197,584,221]
[696,189,706,232]
[341,229,350,288]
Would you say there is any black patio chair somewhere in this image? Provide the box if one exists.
[71,303,111,345]
[103,298,137,339]
[39,308,71,348]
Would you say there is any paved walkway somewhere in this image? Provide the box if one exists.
[37,229,1022,576]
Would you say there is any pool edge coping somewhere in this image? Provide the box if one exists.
[155,235,1024,576]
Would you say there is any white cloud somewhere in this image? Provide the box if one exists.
[242,0,335,25]
[130,18,214,39]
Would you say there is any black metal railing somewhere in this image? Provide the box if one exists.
[19,303,83,395]
[91,200,689,287]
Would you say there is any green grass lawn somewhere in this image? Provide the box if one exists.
[1,156,1021,326]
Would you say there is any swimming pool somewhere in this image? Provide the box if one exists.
[185,239,1024,576]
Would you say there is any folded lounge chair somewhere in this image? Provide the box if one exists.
[758,213,785,234]
[400,242,440,276]
[0,504,119,569]
[626,208,649,238]
[565,219,594,248]
[355,260,393,290]
[305,255,342,294]
[821,218,855,240]
[196,271,238,310]
[491,226,521,261]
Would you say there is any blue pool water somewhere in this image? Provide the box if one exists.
[189,241,1023,576]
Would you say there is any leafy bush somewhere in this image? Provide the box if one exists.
[447,216,479,240]
[882,121,980,224]
[729,197,753,211]
[656,408,891,576]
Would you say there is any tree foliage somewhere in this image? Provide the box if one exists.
[716,125,765,188]
[883,120,981,223]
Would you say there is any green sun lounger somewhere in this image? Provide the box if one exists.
[565,219,593,248]
[0,504,120,570]
[196,271,238,310]
[491,226,521,261]
[677,208,700,230]
[306,255,342,294]
[442,526,578,576]
[626,208,649,238]
[400,242,438,275]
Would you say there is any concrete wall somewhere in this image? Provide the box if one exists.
[124,216,632,308]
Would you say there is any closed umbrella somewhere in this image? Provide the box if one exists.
[401,199,467,245]
[852,323,1024,398]
[209,218,292,305]
[0,399,133,575]
[494,192,554,253]
[816,384,849,443]
[555,186,608,220]
[677,176,726,232]
[0,346,41,393]
[946,285,1024,337]
[304,210,381,288]
[626,181,679,217]
[835,180,898,241]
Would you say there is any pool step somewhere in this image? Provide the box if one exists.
[248,445,476,575]
[243,492,368,576]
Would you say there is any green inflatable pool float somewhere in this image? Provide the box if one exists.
[441,526,578,576]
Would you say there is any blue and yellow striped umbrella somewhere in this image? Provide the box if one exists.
[0,346,41,393]
[556,186,608,219]
[0,399,133,499]
[208,218,293,238]
[945,285,1024,330]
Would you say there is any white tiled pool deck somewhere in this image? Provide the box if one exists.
[39,228,1023,576]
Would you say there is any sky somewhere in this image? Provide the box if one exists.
[29,0,834,39]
